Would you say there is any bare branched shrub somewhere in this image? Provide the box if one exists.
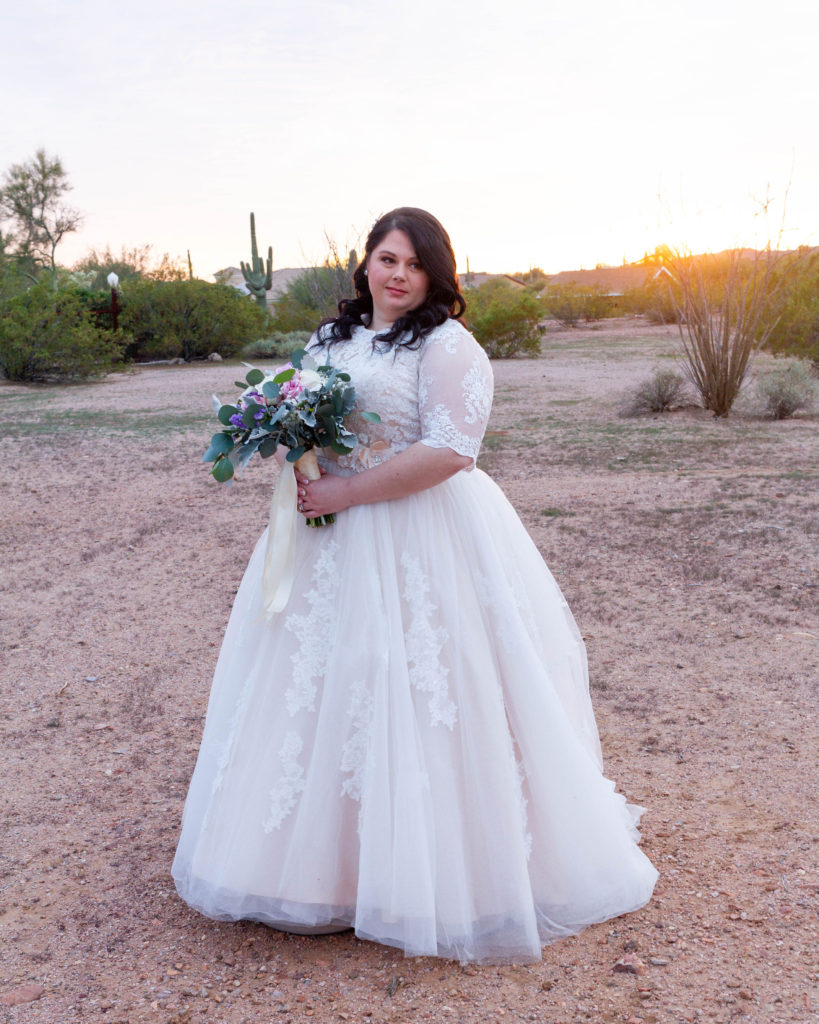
[625,367,689,415]
[755,360,817,419]
[664,247,789,417]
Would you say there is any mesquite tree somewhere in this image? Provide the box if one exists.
[0,149,81,290]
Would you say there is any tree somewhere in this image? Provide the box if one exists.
[0,149,81,289]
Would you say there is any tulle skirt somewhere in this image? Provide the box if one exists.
[172,468,657,963]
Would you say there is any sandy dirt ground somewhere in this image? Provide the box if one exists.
[1,319,817,1024]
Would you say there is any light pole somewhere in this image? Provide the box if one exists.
[107,272,119,332]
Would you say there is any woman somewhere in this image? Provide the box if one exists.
[172,207,657,963]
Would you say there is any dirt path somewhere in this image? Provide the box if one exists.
[1,320,816,1023]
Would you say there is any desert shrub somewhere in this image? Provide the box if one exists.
[120,279,267,361]
[543,284,612,326]
[625,367,689,415]
[240,331,312,360]
[669,247,786,417]
[755,360,817,419]
[465,279,543,358]
[765,250,819,363]
[622,277,682,324]
[0,283,124,382]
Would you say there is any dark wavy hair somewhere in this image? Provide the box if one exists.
[315,207,466,351]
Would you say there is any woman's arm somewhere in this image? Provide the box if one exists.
[298,443,471,519]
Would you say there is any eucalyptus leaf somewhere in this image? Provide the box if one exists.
[290,349,305,370]
[217,404,239,426]
[262,380,280,400]
[273,367,296,384]
[203,432,234,462]
[245,368,265,386]
[212,456,235,482]
[330,439,354,455]
[360,410,382,423]
[242,401,262,429]
[286,445,306,463]
[259,436,278,458]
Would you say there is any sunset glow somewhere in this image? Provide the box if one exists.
[2,1,817,278]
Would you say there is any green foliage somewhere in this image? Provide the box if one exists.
[543,283,612,326]
[465,279,543,358]
[622,276,682,324]
[0,149,81,290]
[119,279,267,362]
[626,367,689,415]
[755,360,817,419]
[73,244,186,290]
[766,250,819,363]
[0,283,124,382]
[240,331,312,360]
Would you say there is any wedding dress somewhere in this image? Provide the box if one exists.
[172,318,657,963]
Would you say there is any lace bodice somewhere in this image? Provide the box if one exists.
[307,318,493,472]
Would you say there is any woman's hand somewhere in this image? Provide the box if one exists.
[297,472,350,519]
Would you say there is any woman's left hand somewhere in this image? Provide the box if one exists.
[298,474,351,519]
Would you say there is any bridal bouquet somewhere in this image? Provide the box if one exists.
[204,348,379,527]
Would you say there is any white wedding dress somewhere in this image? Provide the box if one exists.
[172,318,657,963]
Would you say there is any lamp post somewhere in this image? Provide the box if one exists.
[107,272,119,332]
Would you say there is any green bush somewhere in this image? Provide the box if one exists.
[0,283,124,382]
[240,331,312,360]
[542,283,614,326]
[465,279,543,358]
[119,279,267,361]
[765,251,819,363]
[622,278,682,324]
[268,251,357,333]
[755,360,817,419]
[625,367,689,415]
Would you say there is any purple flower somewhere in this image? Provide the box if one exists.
[229,413,245,428]
[254,410,265,420]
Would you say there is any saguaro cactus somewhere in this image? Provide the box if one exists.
[240,212,273,310]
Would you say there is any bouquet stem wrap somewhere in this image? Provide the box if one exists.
[261,450,322,618]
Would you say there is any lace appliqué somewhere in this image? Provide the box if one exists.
[263,731,306,832]
[210,675,254,796]
[515,757,533,860]
[462,355,493,426]
[419,403,482,462]
[284,540,339,715]
[401,552,456,729]
[340,680,374,805]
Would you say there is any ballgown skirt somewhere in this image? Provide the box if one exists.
[172,467,657,963]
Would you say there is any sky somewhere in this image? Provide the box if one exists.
[2,0,818,280]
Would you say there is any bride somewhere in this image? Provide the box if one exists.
[172,207,657,963]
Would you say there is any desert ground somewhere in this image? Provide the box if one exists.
[0,319,816,1024]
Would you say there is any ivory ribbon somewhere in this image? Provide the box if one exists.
[260,450,321,618]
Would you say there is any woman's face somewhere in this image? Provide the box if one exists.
[366,229,430,330]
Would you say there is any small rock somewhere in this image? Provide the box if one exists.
[738,989,752,1000]
[1,984,45,1006]
[623,939,638,952]
[208,352,223,362]
[613,954,646,975]
[733,629,746,639]
[649,957,669,966]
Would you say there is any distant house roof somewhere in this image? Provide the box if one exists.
[213,266,307,299]
[459,272,530,289]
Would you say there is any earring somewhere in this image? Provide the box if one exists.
[364,269,368,276]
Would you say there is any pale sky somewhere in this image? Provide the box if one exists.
[2,0,817,279]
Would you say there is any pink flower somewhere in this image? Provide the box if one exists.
[279,372,304,401]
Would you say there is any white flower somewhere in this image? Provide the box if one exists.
[298,369,323,391]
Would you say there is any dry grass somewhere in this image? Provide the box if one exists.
[1,318,817,1023]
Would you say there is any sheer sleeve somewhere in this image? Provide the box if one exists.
[418,320,494,469]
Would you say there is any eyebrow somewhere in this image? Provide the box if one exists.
[378,249,420,260]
